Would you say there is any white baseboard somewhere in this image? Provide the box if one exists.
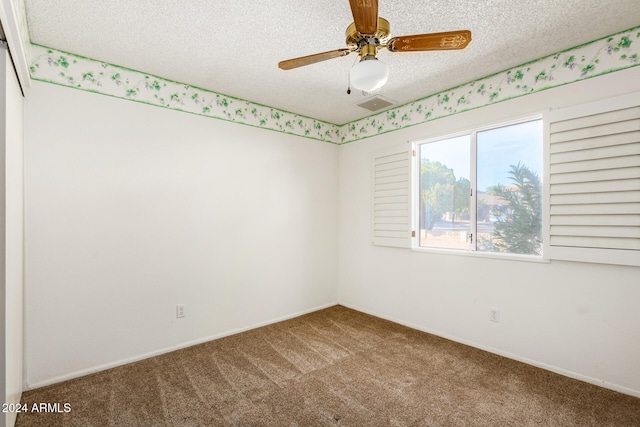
[26,301,339,390]
[338,301,640,399]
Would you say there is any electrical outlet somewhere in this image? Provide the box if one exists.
[176,304,186,319]
[490,308,500,322]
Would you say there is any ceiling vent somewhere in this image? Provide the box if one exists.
[356,95,395,112]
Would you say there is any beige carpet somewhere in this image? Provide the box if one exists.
[16,305,640,426]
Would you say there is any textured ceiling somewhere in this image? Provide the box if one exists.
[23,0,640,124]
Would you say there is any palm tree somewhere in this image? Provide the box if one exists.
[488,163,542,255]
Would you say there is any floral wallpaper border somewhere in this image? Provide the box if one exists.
[29,25,640,145]
[338,25,640,143]
[29,44,341,144]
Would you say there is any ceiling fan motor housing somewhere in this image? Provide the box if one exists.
[345,17,391,49]
[359,43,377,59]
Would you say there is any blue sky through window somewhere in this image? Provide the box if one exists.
[419,120,542,192]
[477,120,542,191]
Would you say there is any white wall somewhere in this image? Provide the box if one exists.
[1,46,24,427]
[338,66,640,397]
[24,81,339,387]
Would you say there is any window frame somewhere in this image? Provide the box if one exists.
[410,114,547,263]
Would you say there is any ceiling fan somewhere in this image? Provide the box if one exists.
[278,0,471,93]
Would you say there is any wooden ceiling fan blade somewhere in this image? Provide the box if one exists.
[348,0,378,35]
[278,49,351,70]
[387,30,472,52]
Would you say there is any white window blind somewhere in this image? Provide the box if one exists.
[372,143,412,248]
[545,92,640,266]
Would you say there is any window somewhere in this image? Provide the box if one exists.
[416,119,543,256]
[373,94,638,266]
[418,135,471,250]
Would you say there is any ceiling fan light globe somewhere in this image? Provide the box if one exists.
[350,58,389,92]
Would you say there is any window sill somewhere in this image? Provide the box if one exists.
[411,246,550,263]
